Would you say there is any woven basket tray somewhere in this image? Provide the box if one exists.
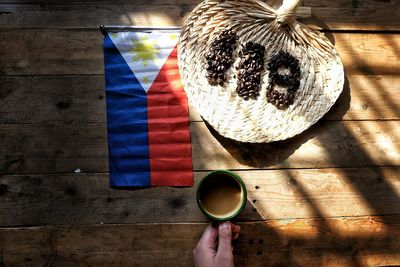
[178,0,344,143]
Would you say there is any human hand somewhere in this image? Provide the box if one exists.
[193,221,241,267]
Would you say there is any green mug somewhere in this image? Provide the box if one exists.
[196,170,247,221]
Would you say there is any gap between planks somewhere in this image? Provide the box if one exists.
[0,3,399,31]
[1,121,399,173]
[1,167,399,225]
[1,215,399,266]
[0,213,399,229]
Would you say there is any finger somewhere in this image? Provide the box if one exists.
[231,223,241,234]
[217,222,233,258]
[232,232,239,240]
[198,223,218,250]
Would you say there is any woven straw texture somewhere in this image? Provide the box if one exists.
[178,0,344,143]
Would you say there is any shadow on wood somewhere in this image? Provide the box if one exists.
[202,75,350,169]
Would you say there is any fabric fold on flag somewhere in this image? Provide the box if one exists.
[103,30,193,187]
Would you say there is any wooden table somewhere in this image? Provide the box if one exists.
[0,0,399,266]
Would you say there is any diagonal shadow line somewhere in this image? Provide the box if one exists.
[317,26,400,125]
[232,214,400,266]
[281,165,379,267]
[345,75,400,121]
[315,122,400,224]
[291,29,400,224]
[326,34,400,223]
[280,167,333,266]
[355,73,400,125]
[334,33,400,125]
[279,166,398,267]
[334,34,400,154]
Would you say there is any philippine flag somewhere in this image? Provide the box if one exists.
[103,30,193,187]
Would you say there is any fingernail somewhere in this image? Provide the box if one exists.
[222,222,230,229]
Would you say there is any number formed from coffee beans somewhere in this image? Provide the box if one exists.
[236,42,265,100]
[205,34,301,107]
[266,51,301,109]
[206,29,238,86]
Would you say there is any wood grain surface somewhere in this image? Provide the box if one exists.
[0,3,399,30]
[0,0,399,265]
[1,75,399,124]
[1,215,399,266]
[0,0,398,7]
[0,168,399,226]
[0,0,398,8]
[1,120,399,174]
[1,30,398,76]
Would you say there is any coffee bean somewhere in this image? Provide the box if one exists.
[266,50,301,109]
[235,42,265,100]
[206,29,238,86]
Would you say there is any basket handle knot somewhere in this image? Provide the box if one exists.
[275,0,303,25]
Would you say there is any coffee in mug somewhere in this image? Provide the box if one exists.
[196,170,247,221]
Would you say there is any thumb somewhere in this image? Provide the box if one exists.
[198,223,218,250]
[217,222,233,258]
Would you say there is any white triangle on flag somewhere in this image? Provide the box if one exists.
[109,30,180,93]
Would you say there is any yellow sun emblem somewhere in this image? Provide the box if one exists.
[141,76,150,84]
[129,36,160,67]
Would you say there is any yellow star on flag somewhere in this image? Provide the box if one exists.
[170,33,178,40]
[129,36,160,67]
[142,76,150,84]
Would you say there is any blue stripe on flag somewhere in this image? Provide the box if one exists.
[104,33,151,187]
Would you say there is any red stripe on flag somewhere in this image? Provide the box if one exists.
[146,46,193,186]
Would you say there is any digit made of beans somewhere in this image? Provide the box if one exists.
[206,29,238,86]
[205,34,301,107]
[266,51,301,109]
[235,42,265,100]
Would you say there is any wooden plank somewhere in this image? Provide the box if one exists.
[324,75,400,121]
[0,226,55,266]
[334,33,400,76]
[1,121,399,174]
[308,7,400,31]
[0,75,199,123]
[0,123,109,174]
[0,4,398,31]
[0,75,108,124]
[1,216,400,266]
[0,0,397,8]
[0,4,194,29]
[0,30,103,75]
[0,168,399,226]
[192,120,400,170]
[1,75,398,124]
[0,30,398,75]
